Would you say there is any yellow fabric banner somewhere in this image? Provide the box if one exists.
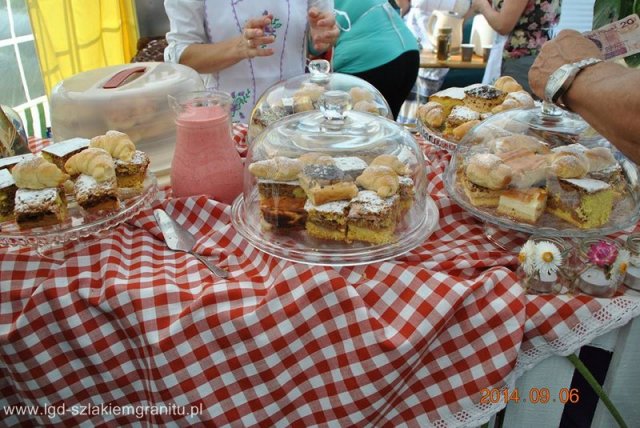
[27,0,139,95]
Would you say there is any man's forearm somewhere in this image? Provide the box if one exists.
[565,62,640,164]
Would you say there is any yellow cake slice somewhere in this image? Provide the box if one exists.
[546,178,614,228]
[428,86,468,116]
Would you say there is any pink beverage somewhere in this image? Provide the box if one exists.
[171,97,243,203]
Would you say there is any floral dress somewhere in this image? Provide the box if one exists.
[495,0,561,60]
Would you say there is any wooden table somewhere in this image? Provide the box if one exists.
[419,49,486,69]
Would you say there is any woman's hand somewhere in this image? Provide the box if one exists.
[240,15,276,59]
[308,7,339,53]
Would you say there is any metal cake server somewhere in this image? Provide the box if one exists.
[153,209,229,279]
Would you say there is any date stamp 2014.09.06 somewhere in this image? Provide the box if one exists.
[480,387,580,405]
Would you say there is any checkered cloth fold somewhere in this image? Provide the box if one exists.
[2,130,639,427]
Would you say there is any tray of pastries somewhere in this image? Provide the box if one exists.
[233,91,439,266]
[417,76,535,151]
[444,107,640,236]
[0,130,157,248]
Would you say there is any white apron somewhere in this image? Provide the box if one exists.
[481,33,507,85]
[203,1,309,121]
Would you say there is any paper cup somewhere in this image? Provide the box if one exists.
[461,44,474,62]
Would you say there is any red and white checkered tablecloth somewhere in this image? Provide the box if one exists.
[2,130,640,427]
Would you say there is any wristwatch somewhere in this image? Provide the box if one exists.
[544,57,603,109]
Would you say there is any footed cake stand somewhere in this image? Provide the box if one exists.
[0,173,158,260]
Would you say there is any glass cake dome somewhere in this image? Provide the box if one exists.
[248,59,392,143]
[232,90,439,266]
[444,106,640,237]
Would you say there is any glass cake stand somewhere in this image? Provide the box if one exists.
[416,118,459,152]
[0,172,158,258]
[443,105,640,239]
[231,191,440,267]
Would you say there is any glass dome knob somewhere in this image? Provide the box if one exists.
[320,90,351,122]
[308,59,331,83]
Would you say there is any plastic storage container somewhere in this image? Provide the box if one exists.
[50,62,204,176]
[248,59,392,143]
[232,90,439,266]
[443,106,640,237]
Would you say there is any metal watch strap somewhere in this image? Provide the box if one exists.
[544,57,603,108]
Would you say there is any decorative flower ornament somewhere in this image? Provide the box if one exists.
[610,249,630,283]
[518,240,537,276]
[586,240,628,281]
[535,241,563,275]
[518,239,562,277]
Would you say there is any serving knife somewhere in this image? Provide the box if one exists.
[153,209,229,279]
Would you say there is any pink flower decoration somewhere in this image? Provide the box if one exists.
[587,241,619,267]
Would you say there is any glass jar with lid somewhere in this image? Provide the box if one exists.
[232,90,439,266]
[248,59,392,143]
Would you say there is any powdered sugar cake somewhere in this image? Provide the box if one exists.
[14,187,68,229]
[305,199,350,241]
[74,174,120,213]
[347,190,399,245]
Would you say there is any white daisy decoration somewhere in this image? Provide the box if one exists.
[518,240,537,276]
[610,249,630,282]
[534,241,562,275]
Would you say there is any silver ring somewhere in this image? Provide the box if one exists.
[246,38,251,48]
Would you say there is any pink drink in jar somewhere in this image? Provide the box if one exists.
[170,91,243,203]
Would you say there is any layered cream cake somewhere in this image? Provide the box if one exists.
[546,178,614,228]
[497,188,547,224]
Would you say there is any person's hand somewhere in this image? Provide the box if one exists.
[308,7,339,53]
[240,15,276,59]
[528,30,602,99]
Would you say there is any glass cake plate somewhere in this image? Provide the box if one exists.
[417,119,460,152]
[231,191,439,266]
[444,107,640,238]
[0,172,158,254]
